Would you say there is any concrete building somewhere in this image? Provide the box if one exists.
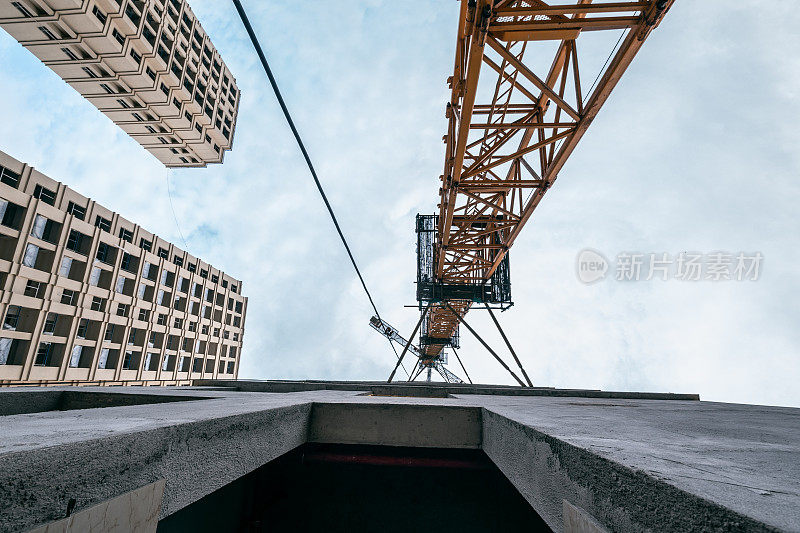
[0,149,247,385]
[0,380,797,532]
[0,0,239,168]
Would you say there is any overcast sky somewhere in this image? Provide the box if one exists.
[1,1,798,407]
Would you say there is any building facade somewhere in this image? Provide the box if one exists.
[0,0,239,168]
[0,150,247,384]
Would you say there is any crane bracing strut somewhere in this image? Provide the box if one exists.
[381,0,674,383]
[371,316,464,383]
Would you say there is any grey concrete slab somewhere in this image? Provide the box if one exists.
[309,402,482,448]
[475,395,800,532]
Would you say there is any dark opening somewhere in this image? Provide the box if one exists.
[158,443,551,533]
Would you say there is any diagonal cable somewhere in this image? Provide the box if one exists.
[232,0,407,377]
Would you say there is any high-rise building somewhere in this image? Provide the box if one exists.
[0,0,240,168]
[0,149,247,384]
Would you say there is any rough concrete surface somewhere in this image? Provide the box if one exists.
[26,480,164,533]
[0,381,796,532]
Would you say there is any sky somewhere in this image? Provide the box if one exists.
[0,1,798,407]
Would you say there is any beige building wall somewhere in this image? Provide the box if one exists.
[0,0,239,168]
[0,150,247,384]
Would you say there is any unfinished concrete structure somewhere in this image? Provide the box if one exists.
[0,149,247,385]
[0,0,239,167]
[0,380,797,532]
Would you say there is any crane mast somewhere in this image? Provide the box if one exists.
[384,0,674,380]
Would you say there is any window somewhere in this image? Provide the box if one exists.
[115,275,126,294]
[140,238,152,252]
[188,321,196,332]
[138,309,150,322]
[160,270,174,287]
[227,361,235,374]
[192,358,202,373]
[94,215,111,232]
[30,215,59,243]
[66,230,89,255]
[122,350,136,370]
[231,284,238,294]
[24,280,44,298]
[0,164,21,188]
[34,342,52,366]
[61,289,78,306]
[143,262,158,281]
[22,243,39,268]
[59,256,73,277]
[174,317,183,328]
[187,262,196,273]
[3,306,21,330]
[201,324,208,335]
[121,252,137,272]
[88,266,102,286]
[76,319,89,339]
[32,184,56,205]
[229,346,237,358]
[68,345,84,368]
[222,280,228,289]
[128,329,138,345]
[92,6,107,25]
[66,201,86,220]
[200,269,208,279]
[117,98,130,108]
[116,303,130,317]
[98,348,110,369]
[83,67,99,78]
[119,228,133,243]
[211,274,219,284]
[96,242,113,264]
[213,327,220,337]
[38,26,57,40]
[91,296,106,312]
[112,28,125,45]
[12,2,34,17]
[157,313,168,326]
[182,337,192,352]
[43,313,58,335]
[158,247,169,259]
[235,301,243,314]
[104,324,115,342]
[144,352,158,371]
[130,48,142,64]
[173,255,183,267]
[61,47,79,60]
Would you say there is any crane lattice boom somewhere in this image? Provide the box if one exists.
[419,0,674,362]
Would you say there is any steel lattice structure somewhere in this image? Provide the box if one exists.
[416,0,674,365]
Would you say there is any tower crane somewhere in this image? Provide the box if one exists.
[380,0,674,383]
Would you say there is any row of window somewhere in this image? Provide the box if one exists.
[0,336,237,375]
[3,307,241,353]
[0,190,240,294]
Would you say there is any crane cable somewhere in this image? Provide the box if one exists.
[231,0,409,377]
